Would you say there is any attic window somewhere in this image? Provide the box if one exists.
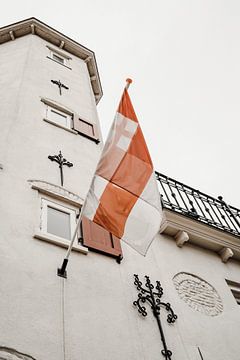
[52,53,65,64]
[50,50,68,66]
[46,46,71,68]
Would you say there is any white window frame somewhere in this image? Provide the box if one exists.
[32,185,88,254]
[52,52,66,65]
[46,105,72,129]
[41,199,76,241]
[41,98,77,134]
[47,46,71,68]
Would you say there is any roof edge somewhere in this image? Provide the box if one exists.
[0,17,103,103]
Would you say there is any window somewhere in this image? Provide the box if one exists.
[31,181,88,254]
[45,105,72,130]
[47,46,71,68]
[226,280,240,305]
[47,206,71,240]
[41,199,76,241]
[52,53,65,64]
[41,98,100,142]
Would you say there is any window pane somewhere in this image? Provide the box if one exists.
[47,206,71,240]
[52,54,64,64]
[50,109,68,127]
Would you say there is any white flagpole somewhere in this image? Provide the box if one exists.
[57,78,133,278]
[57,201,86,278]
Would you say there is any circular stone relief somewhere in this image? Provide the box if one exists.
[173,272,223,316]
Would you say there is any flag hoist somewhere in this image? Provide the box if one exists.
[58,79,162,278]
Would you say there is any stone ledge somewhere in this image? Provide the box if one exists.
[160,209,240,262]
[43,118,78,134]
[34,231,88,254]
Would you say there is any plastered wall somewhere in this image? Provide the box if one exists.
[0,34,240,360]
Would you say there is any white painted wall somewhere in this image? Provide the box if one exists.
[0,33,240,360]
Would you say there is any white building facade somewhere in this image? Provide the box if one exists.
[0,18,240,360]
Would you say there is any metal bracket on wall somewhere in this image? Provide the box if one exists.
[48,150,73,186]
[51,79,69,95]
[133,274,177,360]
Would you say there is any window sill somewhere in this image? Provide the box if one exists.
[34,231,88,254]
[43,118,78,134]
[77,131,100,144]
[46,56,72,70]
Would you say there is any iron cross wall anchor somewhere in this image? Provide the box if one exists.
[48,151,73,186]
[133,274,177,360]
[51,80,69,95]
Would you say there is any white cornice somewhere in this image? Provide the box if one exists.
[0,18,102,104]
[160,209,240,262]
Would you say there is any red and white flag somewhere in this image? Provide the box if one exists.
[83,81,162,255]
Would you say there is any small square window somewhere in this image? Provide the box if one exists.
[46,46,71,68]
[48,48,69,67]
[41,199,76,241]
[52,53,65,64]
[46,105,72,129]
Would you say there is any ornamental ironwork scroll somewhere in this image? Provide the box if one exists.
[133,274,177,360]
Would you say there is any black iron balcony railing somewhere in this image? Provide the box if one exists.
[155,171,240,237]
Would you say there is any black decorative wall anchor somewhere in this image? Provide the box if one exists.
[51,80,69,95]
[133,274,177,360]
[48,151,73,186]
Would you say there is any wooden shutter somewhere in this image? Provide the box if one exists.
[73,114,100,143]
[82,217,122,260]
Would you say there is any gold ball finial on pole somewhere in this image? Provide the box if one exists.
[125,78,133,90]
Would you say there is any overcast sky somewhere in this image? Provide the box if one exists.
[1,1,240,207]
